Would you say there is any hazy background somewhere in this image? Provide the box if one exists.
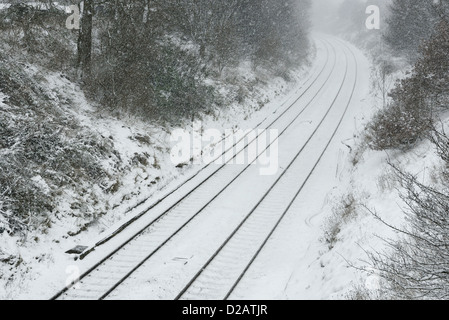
[311,0,388,35]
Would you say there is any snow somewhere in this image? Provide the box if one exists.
[1,24,442,299]
[0,34,312,299]
[46,34,398,301]
[0,2,65,10]
[0,33,407,300]
[95,36,441,300]
[229,37,442,300]
[99,35,365,300]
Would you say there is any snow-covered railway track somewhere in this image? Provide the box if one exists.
[51,36,344,300]
[71,37,333,258]
[176,40,358,300]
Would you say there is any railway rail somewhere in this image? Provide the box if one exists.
[51,36,358,300]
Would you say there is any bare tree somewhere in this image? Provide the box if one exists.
[77,0,93,79]
[366,149,449,299]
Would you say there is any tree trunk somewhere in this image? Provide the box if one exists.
[77,0,93,80]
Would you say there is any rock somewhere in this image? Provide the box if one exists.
[65,245,89,255]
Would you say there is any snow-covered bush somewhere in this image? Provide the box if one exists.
[361,128,449,300]
[91,38,216,123]
[84,0,311,124]
[0,3,76,72]
[323,193,359,250]
[0,59,120,236]
[368,160,449,299]
[365,101,433,151]
[365,21,449,151]
[361,18,449,299]
[384,0,440,62]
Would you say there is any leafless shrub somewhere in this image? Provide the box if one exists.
[364,101,433,151]
[345,284,384,300]
[0,59,120,237]
[365,21,449,151]
[0,3,77,72]
[376,167,398,193]
[366,161,449,299]
[350,140,368,167]
[426,127,449,185]
[323,193,359,250]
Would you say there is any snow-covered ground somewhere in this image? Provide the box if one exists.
[42,34,403,301]
[0,33,312,299]
[2,28,441,300]
[245,39,441,299]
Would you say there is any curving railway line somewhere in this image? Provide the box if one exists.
[51,35,362,300]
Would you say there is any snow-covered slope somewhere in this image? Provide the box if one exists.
[0,38,312,300]
[37,34,400,301]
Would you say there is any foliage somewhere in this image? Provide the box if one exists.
[0,59,119,236]
[368,150,449,299]
[0,2,77,72]
[366,21,449,150]
[86,0,311,122]
[0,1,312,236]
[323,193,358,250]
[383,0,444,61]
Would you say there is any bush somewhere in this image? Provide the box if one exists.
[91,17,216,123]
[364,129,449,299]
[85,0,311,124]
[365,21,449,151]
[323,193,358,250]
[0,59,119,236]
[0,3,77,72]
[365,101,432,151]
[368,164,449,299]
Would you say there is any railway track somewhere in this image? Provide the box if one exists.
[176,39,358,300]
[77,36,332,257]
[51,36,356,300]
